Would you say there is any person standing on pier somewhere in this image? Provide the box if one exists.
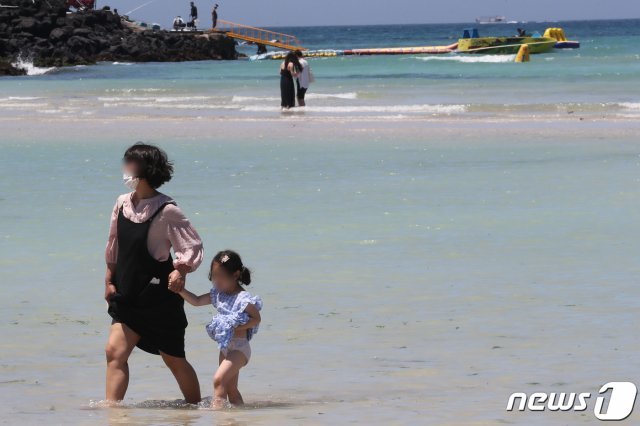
[189,2,198,27]
[212,4,219,29]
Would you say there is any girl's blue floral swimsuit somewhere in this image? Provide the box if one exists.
[206,288,263,349]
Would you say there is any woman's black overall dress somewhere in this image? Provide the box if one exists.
[280,67,295,108]
[108,202,188,358]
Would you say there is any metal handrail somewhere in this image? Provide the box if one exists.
[216,19,302,48]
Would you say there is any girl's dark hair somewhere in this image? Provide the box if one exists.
[123,143,174,189]
[208,250,252,285]
[284,52,303,73]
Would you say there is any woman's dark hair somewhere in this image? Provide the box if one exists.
[123,143,174,189]
[284,52,303,73]
[208,250,252,285]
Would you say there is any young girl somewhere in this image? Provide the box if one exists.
[179,250,262,409]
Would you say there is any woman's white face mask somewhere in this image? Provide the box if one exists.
[122,170,139,190]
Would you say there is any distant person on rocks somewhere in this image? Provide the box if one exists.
[189,2,198,27]
[212,4,219,29]
[173,16,186,31]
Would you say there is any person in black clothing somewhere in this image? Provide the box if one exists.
[280,52,302,110]
[189,2,198,27]
[212,4,218,29]
[104,143,203,404]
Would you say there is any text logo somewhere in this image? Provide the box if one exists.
[506,382,637,421]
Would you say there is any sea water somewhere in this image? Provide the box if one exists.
[1,19,640,425]
[1,19,639,120]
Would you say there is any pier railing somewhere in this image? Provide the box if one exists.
[212,19,305,51]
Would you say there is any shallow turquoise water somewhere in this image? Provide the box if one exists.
[1,19,639,119]
[1,122,640,423]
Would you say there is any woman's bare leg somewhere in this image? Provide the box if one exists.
[160,352,201,404]
[105,323,140,402]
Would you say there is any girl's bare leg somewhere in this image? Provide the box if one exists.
[212,351,227,408]
[105,323,140,402]
[227,371,244,406]
[160,352,201,404]
[212,351,246,409]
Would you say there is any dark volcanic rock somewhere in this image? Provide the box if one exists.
[0,0,238,75]
[0,59,26,76]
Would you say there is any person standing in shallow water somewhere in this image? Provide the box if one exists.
[295,50,311,107]
[104,143,204,404]
[280,51,302,110]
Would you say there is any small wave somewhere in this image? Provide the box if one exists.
[242,104,467,114]
[0,102,50,109]
[618,102,640,110]
[232,95,279,102]
[104,88,168,94]
[112,62,134,65]
[98,96,213,103]
[0,96,43,102]
[99,100,465,114]
[307,92,358,100]
[154,96,213,103]
[232,92,358,103]
[35,109,63,114]
[102,102,240,110]
[98,96,156,102]
[413,54,516,63]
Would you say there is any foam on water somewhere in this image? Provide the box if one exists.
[11,57,56,76]
[86,397,304,411]
[241,103,467,114]
[0,96,43,101]
[232,92,359,103]
[98,95,215,102]
[618,102,640,110]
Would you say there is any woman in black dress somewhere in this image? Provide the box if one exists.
[104,143,204,404]
[280,52,302,110]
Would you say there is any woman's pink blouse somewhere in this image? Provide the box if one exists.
[105,192,204,271]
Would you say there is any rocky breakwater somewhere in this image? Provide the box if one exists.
[0,0,237,75]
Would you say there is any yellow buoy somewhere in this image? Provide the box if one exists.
[515,44,530,62]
